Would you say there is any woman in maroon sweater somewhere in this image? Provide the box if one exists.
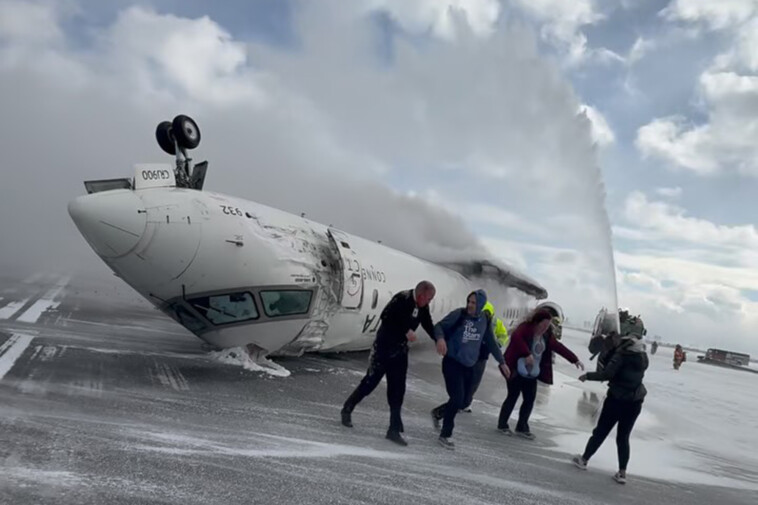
[498,309,584,439]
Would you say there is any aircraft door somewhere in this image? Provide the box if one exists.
[327,228,363,309]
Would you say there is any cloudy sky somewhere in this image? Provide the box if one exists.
[1,0,757,354]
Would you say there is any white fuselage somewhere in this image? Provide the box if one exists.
[69,181,543,355]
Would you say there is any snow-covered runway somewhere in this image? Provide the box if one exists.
[0,272,755,504]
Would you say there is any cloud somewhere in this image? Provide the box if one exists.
[0,0,619,323]
[365,0,501,40]
[635,116,719,175]
[509,0,607,64]
[626,36,656,64]
[0,0,62,44]
[103,7,266,106]
[614,190,758,352]
[623,191,758,250]
[616,250,758,353]
[579,104,615,147]
[654,186,683,198]
[642,1,758,176]
[661,0,757,31]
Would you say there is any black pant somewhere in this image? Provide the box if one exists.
[582,396,643,471]
[463,358,487,409]
[498,374,538,432]
[432,357,474,438]
[343,348,408,432]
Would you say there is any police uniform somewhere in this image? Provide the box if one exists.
[342,289,435,436]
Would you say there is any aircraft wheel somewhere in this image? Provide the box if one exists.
[155,121,176,155]
[172,114,201,150]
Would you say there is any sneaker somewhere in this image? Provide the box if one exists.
[437,436,455,450]
[386,430,408,447]
[460,407,472,413]
[497,427,513,436]
[431,409,442,430]
[340,409,353,428]
[572,455,588,470]
[515,430,536,440]
[613,472,627,485]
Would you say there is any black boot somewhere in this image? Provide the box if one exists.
[386,429,408,446]
[341,406,353,428]
[389,408,404,434]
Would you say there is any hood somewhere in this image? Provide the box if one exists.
[482,301,495,317]
[469,290,487,317]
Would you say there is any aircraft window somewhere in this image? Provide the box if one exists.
[260,290,313,317]
[173,305,205,332]
[371,289,379,310]
[188,292,259,325]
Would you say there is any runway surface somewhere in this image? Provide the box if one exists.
[1,272,755,504]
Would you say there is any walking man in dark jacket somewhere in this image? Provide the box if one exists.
[572,334,649,484]
[431,290,510,450]
[341,281,436,446]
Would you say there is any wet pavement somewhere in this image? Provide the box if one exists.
[0,272,755,504]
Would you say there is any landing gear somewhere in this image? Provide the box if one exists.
[155,121,176,155]
[172,114,201,150]
[154,114,206,189]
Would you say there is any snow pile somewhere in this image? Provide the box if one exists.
[209,347,291,377]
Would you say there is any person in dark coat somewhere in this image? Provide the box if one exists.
[498,309,584,439]
[571,333,649,485]
[341,281,436,446]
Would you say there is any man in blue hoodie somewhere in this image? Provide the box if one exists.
[431,290,510,449]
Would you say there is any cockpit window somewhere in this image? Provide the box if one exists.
[172,304,206,332]
[188,291,259,325]
[260,290,313,317]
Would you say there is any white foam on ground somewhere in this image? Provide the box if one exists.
[3,467,83,487]
[0,334,34,380]
[209,347,291,377]
[16,276,70,323]
[0,298,30,319]
[132,430,413,460]
[58,345,200,360]
[535,329,758,491]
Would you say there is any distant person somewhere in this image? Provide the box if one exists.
[340,281,436,446]
[572,332,649,485]
[498,309,584,439]
[650,341,658,355]
[430,290,510,450]
[460,301,509,413]
[673,345,686,370]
